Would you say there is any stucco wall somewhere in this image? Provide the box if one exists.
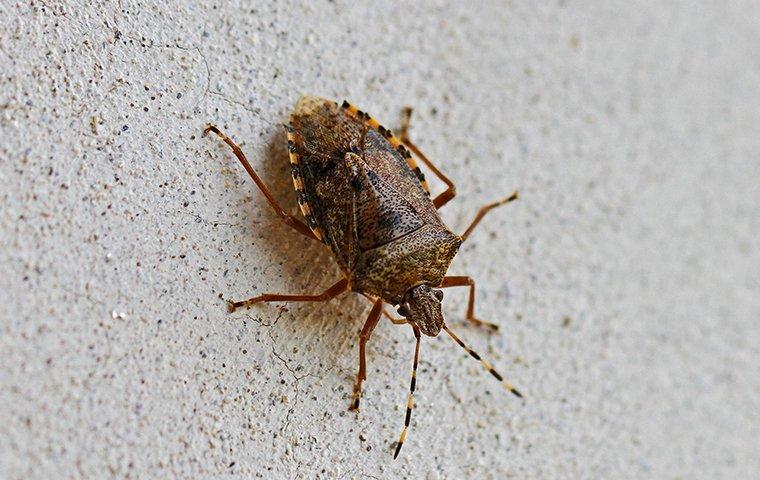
[1,1,758,478]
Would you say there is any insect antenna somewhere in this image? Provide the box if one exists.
[393,325,422,459]
[442,324,523,398]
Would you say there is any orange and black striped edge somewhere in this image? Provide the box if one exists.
[340,100,431,194]
[285,125,326,242]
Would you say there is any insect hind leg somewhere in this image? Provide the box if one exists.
[204,124,319,241]
[398,107,457,209]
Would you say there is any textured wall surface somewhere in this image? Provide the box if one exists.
[1,1,758,478]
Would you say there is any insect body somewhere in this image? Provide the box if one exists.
[205,96,522,458]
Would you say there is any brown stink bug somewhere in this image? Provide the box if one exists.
[204,95,522,458]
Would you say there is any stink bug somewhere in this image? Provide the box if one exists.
[205,95,522,458]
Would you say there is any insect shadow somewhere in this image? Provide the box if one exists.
[218,126,362,358]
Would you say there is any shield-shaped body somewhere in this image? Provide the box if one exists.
[286,96,461,304]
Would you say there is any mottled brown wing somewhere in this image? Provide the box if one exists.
[288,97,359,267]
[345,152,424,252]
[288,96,440,272]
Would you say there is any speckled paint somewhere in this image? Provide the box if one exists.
[1,1,759,479]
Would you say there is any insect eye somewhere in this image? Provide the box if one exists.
[434,290,444,301]
[397,303,411,317]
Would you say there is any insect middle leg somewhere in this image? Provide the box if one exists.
[227,278,348,312]
[460,191,519,241]
[349,298,384,412]
[204,124,319,241]
[399,107,457,209]
[440,275,499,331]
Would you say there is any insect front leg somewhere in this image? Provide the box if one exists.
[398,107,457,209]
[440,276,499,331]
[383,309,408,325]
[204,124,320,242]
[227,278,348,312]
[349,298,383,412]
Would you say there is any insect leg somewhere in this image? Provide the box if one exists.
[442,324,523,399]
[399,107,457,209]
[360,294,407,325]
[227,278,347,312]
[349,298,384,412]
[204,124,319,241]
[393,324,421,459]
[440,276,499,331]
[460,191,519,242]
[385,310,409,325]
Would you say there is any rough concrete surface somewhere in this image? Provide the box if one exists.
[1,1,758,479]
